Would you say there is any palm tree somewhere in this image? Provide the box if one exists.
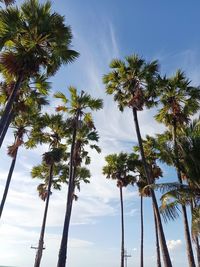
[176,118,200,266]
[0,0,15,6]
[0,0,78,144]
[33,147,65,267]
[155,183,200,267]
[0,74,50,147]
[28,113,67,267]
[103,153,138,267]
[0,125,24,218]
[55,88,103,267]
[0,92,47,218]
[152,118,200,266]
[135,136,163,267]
[103,55,172,267]
[155,70,200,267]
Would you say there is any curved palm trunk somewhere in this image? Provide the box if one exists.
[57,114,79,267]
[172,123,196,267]
[140,195,144,267]
[119,185,125,267]
[0,147,18,219]
[34,163,54,267]
[0,74,23,142]
[132,108,172,267]
[153,208,162,267]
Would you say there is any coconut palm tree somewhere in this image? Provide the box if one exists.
[155,70,200,267]
[0,0,78,144]
[0,91,47,219]
[55,88,103,267]
[103,55,172,267]
[155,183,200,267]
[103,153,138,267]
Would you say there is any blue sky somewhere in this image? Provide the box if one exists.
[0,0,200,266]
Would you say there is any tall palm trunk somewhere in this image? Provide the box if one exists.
[119,185,125,267]
[194,237,200,267]
[0,147,18,219]
[172,122,196,267]
[153,208,162,267]
[132,108,172,267]
[0,74,23,142]
[192,200,200,267]
[34,164,54,267]
[0,110,14,148]
[140,195,144,267]
[57,168,76,267]
[57,113,79,267]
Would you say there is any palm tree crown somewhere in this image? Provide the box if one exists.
[0,0,79,77]
[155,70,200,128]
[103,54,159,111]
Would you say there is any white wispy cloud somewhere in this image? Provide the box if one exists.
[167,239,182,251]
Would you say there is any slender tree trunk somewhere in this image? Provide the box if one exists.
[0,148,18,219]
[0,74,23,139]
[140,195,144,267]
[57,171,75,267]
[192,200,200,267]
[194,237,200,267]
[57,113,79,267]
[132,107,172,267]
[34,164,54,267]
[0,110,14,148]
[119,185,125,267]
[153,207,162,267]
[172,122,196,267]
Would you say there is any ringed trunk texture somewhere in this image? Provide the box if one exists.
[153,207,162,267]
[0,148,18,219]
[57,113,79,267]
[0,74,23,142]
[119,185,125,267]
[140,195,144,267]
[132,108,172,267]
[34,164,54,267]
[172,123,196,267]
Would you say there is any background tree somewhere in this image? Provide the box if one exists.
[134,136,163,267]
[103,153,138,267]
[55,88,103,267]
[0,91,47,219]
[0,75,50,147]
[28,113,67,267]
